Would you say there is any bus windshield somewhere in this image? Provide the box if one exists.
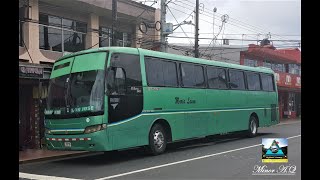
[45,69,105,119]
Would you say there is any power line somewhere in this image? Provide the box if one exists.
[168,6,194,16]
[87,1,158,49]
[166,36,301,42]
[179,1,295,42]
[208,11,291,42]
[169,43,300,49]
[166,2,295,43]
[169,3,274,40]
[167,6,194,46]
[21,38,34,63]
[201,18,226,57]
[166,42,300,62]
[28,20,301,45]
[171,32,301,36]
[21,19,162,51]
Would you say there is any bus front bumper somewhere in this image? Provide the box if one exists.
[45,130,110,151]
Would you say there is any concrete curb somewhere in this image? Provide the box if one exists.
[19,151,94,165]
[278,119,301,126]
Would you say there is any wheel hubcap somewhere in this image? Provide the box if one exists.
[153,130,164,149]
[251,120,257,134]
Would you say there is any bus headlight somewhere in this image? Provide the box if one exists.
[84,124,107,134]
[45,128,52,134]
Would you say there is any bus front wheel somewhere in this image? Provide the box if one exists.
[247,116,258,138]
[148,123,167,155]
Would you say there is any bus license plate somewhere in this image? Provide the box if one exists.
[64,142,71,147]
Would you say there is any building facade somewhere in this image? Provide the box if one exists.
[240,44,301,119]
[19,0,159,150]
[167,43,248,65]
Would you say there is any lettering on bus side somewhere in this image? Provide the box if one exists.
[175,97,196,104]
[148,87,160,91]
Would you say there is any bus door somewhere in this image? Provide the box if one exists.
[106,53,143,149]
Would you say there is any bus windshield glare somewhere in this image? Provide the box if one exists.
[45,69,105,119]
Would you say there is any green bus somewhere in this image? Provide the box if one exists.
[44,47,279,155]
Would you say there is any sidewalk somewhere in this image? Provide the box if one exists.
[19,149,91,164]
[279,117,301,124]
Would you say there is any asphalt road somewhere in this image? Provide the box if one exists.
[19,121,301,180]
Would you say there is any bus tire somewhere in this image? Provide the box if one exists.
[148,123,167,155]
[247,116,258,138]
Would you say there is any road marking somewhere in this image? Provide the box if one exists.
[19,172,81,180]
[96,134,301,180]
[287,134,301,139]
[19,134,301,180]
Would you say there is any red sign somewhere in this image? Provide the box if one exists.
[274,72,301,89]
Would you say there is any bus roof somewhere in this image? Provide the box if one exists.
[57,47,274,74]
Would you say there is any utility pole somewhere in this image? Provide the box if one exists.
[195,0,199,58]
[213,7,217,40]
[160,0,167,52]
[112,0,117,46]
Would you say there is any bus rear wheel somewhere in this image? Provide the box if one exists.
[148,123,167,155]
[247,116,258,138]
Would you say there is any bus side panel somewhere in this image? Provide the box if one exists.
[143,87,208,139]
[207,89,249,133]
[258,92,279,127]
[107,86,279,151]
[245,90,268,128]
[107,115,150,150]
[206,89,229,134]
[107,113,186,150]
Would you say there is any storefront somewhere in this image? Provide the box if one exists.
[240,44,301,120]
[19,62,52,150]
[276,72,301,119]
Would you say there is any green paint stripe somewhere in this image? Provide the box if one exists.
[108,107,275,127]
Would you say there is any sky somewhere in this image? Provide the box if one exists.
[134,0,301,49]
[262,138,288,148]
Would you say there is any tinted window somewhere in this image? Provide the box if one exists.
[109,53,142,92]
[108,53,143,124]
[39,14,87,53]
[261,74,275,91]
[246,72,261,90]
[181,63,205,88]
[207,66,228,89]
[145,57,178,87]
[229,70,245,90]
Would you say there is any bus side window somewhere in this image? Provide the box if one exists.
[228,69,246,90]
[261,74,274,91]
[207,66,228,89]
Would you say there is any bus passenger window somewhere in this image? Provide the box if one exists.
[207,67,228,89]
[229,70,245,90]
[181,63,205,88]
